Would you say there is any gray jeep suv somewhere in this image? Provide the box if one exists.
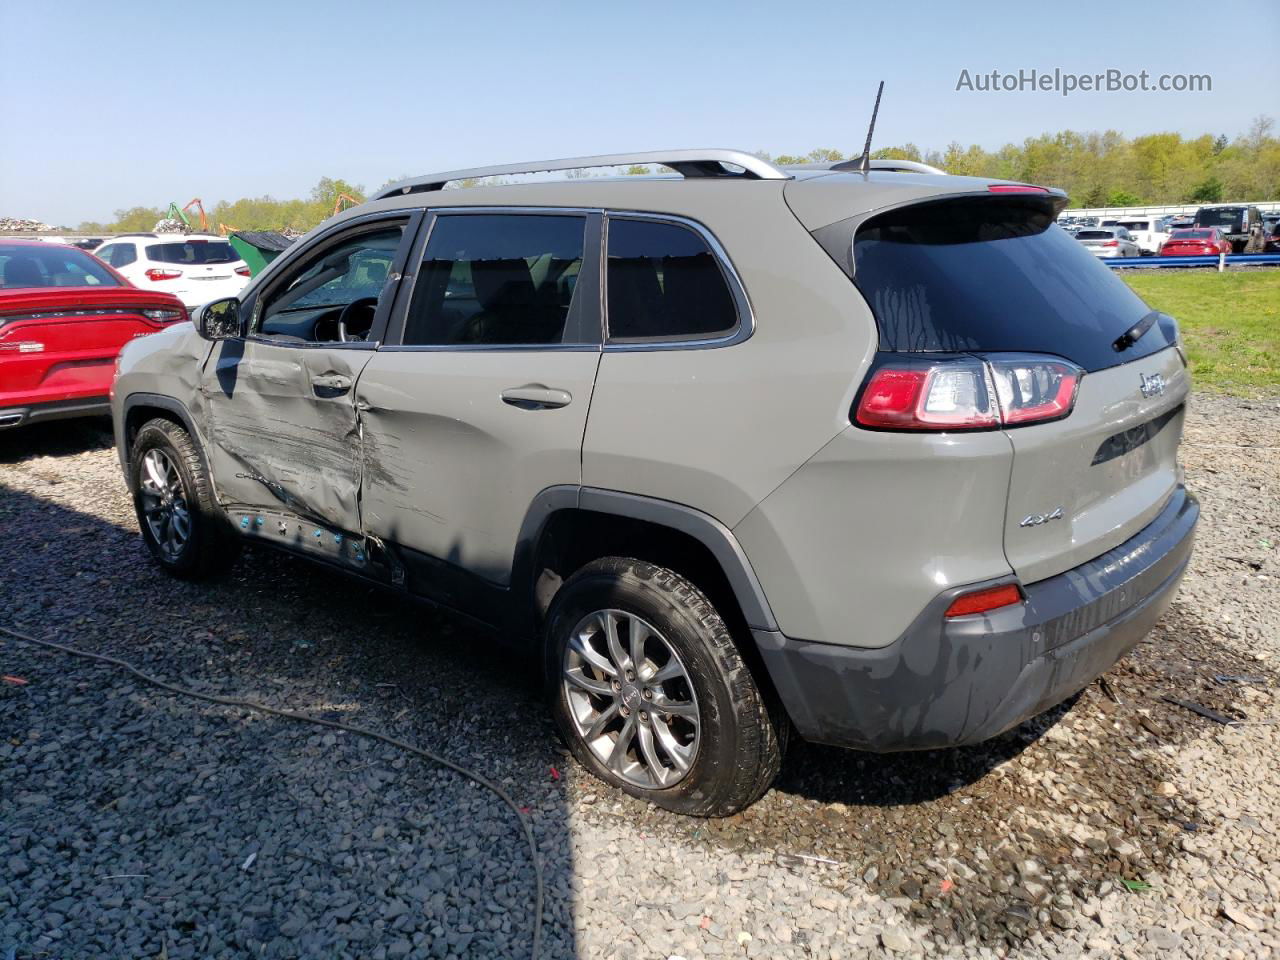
[111,150,1198,816]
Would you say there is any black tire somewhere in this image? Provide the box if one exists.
[129,417,239,579]
[544,557,784,816]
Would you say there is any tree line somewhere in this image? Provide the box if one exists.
[776,115,1278,208]
[76,117,1278,233]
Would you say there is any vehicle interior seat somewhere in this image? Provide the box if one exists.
[2,257,45,288]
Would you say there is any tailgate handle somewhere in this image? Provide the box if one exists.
[501,384,572,410]
[311,373,352,396]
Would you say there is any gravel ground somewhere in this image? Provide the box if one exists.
[1,392,1277,960]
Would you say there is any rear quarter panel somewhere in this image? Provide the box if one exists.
[582,189,874,527]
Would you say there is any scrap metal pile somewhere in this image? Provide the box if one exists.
[0,216,56,232]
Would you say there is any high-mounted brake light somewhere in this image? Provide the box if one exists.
[988,183,1050,194]
[855,354,1081,431]
[944,583,1023,617]
[145,268,182,281]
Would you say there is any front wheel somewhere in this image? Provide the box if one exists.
[130,417,240,579]
[544,557,784,816]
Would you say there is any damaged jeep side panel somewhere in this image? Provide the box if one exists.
[199,338,374,532]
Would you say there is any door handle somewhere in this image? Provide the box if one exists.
[311,373,352,396]
[501,384,572,410]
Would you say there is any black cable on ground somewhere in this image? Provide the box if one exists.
[0,624,544,960]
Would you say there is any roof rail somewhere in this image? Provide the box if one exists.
[830,158,946,175]
[373,149,790,200]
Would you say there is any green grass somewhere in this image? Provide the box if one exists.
[1121,270,1280,395]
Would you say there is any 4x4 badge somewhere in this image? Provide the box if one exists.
[1139,372,1165,398]
[1021,507,1064,528]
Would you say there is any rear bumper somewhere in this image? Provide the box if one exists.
[755,486,1198,752]
[0,396,111,429]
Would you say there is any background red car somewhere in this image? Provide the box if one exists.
[1,240,187,430]
[1158,227,1231,257]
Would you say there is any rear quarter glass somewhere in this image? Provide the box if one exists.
[846,195,1175,373]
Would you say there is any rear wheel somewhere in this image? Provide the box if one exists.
[130,417,239,579]
[545,557,783,816]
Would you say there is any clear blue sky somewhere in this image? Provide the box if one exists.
[3,0,1277,226]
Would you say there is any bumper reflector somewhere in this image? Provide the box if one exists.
[944,583,1023,618]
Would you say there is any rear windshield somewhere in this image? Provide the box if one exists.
[0,243,121,288]
[1075,230,1115,239]
[850,196,1173,372]
[1195,208,1242,230]
[1171,229,1212,240]
[145,240,238,265]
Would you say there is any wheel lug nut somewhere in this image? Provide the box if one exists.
[642,689,653,700]
[640,711,649,723]
[620,706,630,717]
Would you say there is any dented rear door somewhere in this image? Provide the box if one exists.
[200,339,375,530]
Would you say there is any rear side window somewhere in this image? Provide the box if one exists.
[145,240,238,265]
[0,243,121,288]
[850,196,1173,372]
[606,218,737,341]
[404,214,586,346]
[98,243,137,268]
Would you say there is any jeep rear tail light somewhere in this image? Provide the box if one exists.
[145,268,182,281]
[854,355,1080,431]
[986,355,1080,425]
[855,360,999,430]
[944,583,1023,617]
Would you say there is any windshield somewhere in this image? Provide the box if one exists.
[145,240,239,265]
[0,243,122,288]
[850,195,1173,372]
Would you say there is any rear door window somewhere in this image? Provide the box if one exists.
[403,214,587,346]
[851,195,1174,372]
[605,218,738,341]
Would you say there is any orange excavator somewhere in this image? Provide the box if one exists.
[181,198,209,232]
[333,193,361,215]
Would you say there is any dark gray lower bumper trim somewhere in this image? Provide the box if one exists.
[755,487,1198,752]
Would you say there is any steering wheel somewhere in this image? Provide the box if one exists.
[337,297,379,342]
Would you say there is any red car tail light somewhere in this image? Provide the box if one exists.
[145,268,183,281]
[1103,240,1119,247]
[141,307,188,323]
[988,184,1049,194]
[944,583,1023,617]
[234,265,251,277]
[854,355,1081,431]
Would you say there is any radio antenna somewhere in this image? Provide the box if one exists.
[859,81,884,174]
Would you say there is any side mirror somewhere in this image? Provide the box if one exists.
[197,298,242,341]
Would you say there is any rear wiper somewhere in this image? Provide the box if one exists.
[1112,310,1160,352]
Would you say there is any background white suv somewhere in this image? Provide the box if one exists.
[95,234,250,308]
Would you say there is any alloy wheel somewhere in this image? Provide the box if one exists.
[562,609,701,789]
[138,448,192,562]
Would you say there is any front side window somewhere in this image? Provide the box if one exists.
[256,224,405,342]
[605,218,737,341]
[404,214,586,346]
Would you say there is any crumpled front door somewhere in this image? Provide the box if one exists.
[200,338,374,532]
